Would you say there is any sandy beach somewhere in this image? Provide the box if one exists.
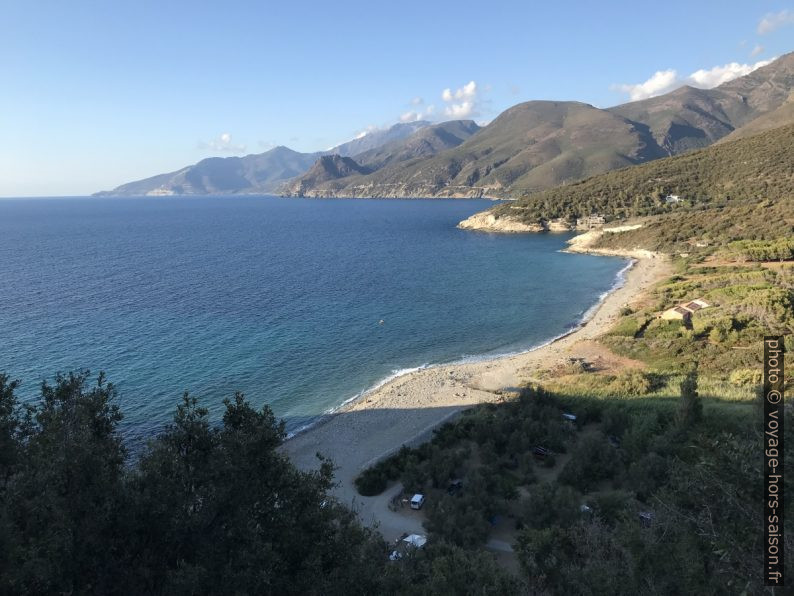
[284,231,672,540]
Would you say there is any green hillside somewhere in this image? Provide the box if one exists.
[491,122,794,225]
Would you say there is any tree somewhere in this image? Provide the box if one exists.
[121,391,388,594]
[0,372,390,595]
[0,374,20,478]
[2,371,126,594]
[382,543,524,595]
[676,373,702,428]
[521,483,580,530]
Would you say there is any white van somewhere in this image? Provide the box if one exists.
[410,494,425,510]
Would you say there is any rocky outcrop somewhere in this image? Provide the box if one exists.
[457,212,546,233]
[283,155,373,197]
[564,225,659,259]
[547,219,575,231]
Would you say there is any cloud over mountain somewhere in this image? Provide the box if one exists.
[199,133,246,153]
[614,59,773,101]
[442,81,478,117]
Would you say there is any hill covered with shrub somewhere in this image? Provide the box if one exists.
[488,122,794,226]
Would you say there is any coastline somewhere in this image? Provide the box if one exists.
[284,232,672,539]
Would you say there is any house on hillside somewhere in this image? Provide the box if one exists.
[576,214,606,229]
[664,194,682,204]
[683,299,710,312]
[661,298,711,322]
[661,306,692,322]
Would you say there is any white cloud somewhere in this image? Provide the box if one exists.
[400,102,438,122]
[442,80,477,102]
[411,96,424,106]
[688,59,772,88]
[614,58,774,101]
[400,111,422,123]
[758,9,794,35]
[442,80,479,118]
[199,132,246,153]
[750,44,764,57]
[614,69,679,101]
[444,101,476,118]
[354,125,377,139]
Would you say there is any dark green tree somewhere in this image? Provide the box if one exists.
[0,373,391,595]
[676,372,702,428]
[2,371,126,594]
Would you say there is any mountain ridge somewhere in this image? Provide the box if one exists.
[458,120,794,232]
[281,120,482,197]
[96,52,794,199]
[291,52,794,199]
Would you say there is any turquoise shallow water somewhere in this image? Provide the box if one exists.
[0,196,627,445]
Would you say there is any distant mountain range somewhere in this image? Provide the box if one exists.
[281,120,481,197]
[330,121,431,157]
[94,121,433,196]
[284,102,664,198]
[96,52,794,199]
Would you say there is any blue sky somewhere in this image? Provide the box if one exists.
[1,1,793,196]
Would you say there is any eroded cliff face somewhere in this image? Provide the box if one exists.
[456,210,588,233]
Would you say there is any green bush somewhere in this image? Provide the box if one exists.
[522,483,581,530]
[602,406,631,437]
[626,453,669,501]
[729,368,763,387]
[354,467,389,496]
[610,317,642,337]
[607,370,653,397]
[591,490,634,525]
[559,435,621,492]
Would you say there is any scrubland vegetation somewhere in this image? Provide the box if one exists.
[355,209,793,593]
[356,373,792,594]
[491,122,794,225]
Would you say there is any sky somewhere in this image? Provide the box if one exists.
[1,1,793,197]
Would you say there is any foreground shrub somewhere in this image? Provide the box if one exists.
[607,370,653,397]
[355,466,390,496]
[0,372,388,595]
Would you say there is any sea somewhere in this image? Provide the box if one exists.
[0,196,628,447]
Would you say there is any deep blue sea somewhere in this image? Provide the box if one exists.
[0,196,627,445]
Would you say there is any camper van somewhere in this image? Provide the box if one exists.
[410,494,425,510]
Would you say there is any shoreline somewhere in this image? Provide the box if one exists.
[286,253,636,440]
[284,233,672,539]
